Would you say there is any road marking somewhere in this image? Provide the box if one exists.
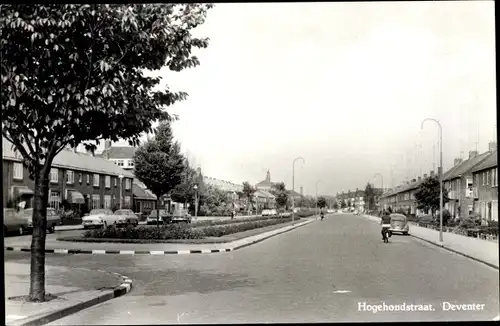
[92,250,106,254]
[493,315,499,321]
[54,249,68,254]
[201,249,211,254]
[177,250,191,255]
[334,290,351,294]
[119,250,135,255]
[150,251,164,255]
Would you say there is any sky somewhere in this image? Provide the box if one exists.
[97,1,496,196]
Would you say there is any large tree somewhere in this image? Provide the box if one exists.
[414,176,450,216]
[134,121,186,230]
[333,202,339,210]
[271,182,288,212]
[242,181,256,213]
[170,160,204,214]
[341,199,347,208]
[317,196,327,209]
[364,182,377,211]
[0,4,212,301]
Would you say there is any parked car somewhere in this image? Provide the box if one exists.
[4,208,30,236]
[262,209,278,217]
[146,209,171,225]
[353,210,359,215]
[113,209,139,227]
[82,209,114,229]
[21,208,61,234]
[171,208,192,224]
[389,213,410,235]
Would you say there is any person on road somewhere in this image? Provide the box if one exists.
[320,210,325,220]
[380,210,391,242]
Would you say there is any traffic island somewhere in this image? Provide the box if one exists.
[5,263,133,326]
[5,217,317,255]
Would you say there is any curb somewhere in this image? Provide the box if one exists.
[4,219,316,255]
[360,214,499,270]
[8,271,133,326]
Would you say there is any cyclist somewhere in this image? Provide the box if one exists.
[380,210,392,242]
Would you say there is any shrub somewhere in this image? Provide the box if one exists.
[84,216,301,240]
[297,211,314,218]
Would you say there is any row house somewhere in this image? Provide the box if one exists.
[3,138,134,214]
[132,180,157,216]
[471,147,498,222]
[443,146,494,219]
[380,174,429,216]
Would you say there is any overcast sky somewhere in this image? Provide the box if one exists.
[104,1,496,196]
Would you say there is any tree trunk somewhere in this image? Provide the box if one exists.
[29,170,50,302]
[156,197,161,238]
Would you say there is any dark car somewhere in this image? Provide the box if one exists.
[146,209,172,225]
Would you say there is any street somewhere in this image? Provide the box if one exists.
[5,213,499,323]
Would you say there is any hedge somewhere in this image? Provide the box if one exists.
[83,215,304,240]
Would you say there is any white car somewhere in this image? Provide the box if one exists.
[113,209,139,227]
[82,209,115,229]
[262,209,278,217]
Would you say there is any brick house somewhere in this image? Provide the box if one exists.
[132,180,157,216]
[98,140,136,171]
[443,149,492,219]
[471,147,498,222]
[3,138,134,213]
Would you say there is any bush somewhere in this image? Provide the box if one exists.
[84,216,302,240]
[297,211,315,218]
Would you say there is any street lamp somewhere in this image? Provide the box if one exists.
[374,173,384,211]
[421,118,443,243]
[118,174,124,209]
[193,184,198,218]
[292,157,305,225]
[315,180,324,215]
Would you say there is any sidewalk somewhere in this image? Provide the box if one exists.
[6,218,316,255]
[360,214,499,269]
[5,262,132,326]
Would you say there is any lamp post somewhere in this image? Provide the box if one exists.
[193,184,198,218]
[118,174,124,209]
[374,173,384,211]
[421,118,443,243]
[315,180,324,215]
[292,157,305,225]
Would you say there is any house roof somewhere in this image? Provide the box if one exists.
[443,151,492,181]
[203,176,243,192]
[286,190,302,198]
[472,151,498,173]
[132,183,157,200]
[3,138,134,178]
[99,146,137,159]
[254,190,275,199]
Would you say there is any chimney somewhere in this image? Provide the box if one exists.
[469,150,478,159]
[104,140,112,150]
[454,158,463,166]
[430,170,435,177]
[489,141,497,152]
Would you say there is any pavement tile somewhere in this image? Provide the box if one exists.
[4,262,123,326]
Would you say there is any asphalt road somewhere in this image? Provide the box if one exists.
[4,213,498,323]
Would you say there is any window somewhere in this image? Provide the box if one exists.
[475,174,479,186]
[66,170,74,184]
[487,171,490,185]
[91,194,100,209]
[125,178,131,190]
[50,168,59,183]
[87,174,90,184]
[93,174,100,187]
[124,196,131,207]
[105,176,111,188]
[13,162,23,180]
[104,195,112,209]
[117,160,124,167]
[492,168,498,187]
[483,172,486,186]
[49,191,60,210]
[128,159,134,167]
[114,178,117,187]
[78,173,83,183]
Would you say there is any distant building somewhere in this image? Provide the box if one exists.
[255,170,273,191]
[98,140,136,171]
[471,143,497,222]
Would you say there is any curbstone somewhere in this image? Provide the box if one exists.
[4,219,316,256]
[8,271,133,326]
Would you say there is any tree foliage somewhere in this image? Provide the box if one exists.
[364,182,377,210]
[340,199,347,208]
[170,159,204,209]
[414,176,450,215]
[317,196,327,209]
[333,202,339,210]
[0,3,213,302]
[242,181,256,207]
[271,182,288,210]
[134,122,185,206]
